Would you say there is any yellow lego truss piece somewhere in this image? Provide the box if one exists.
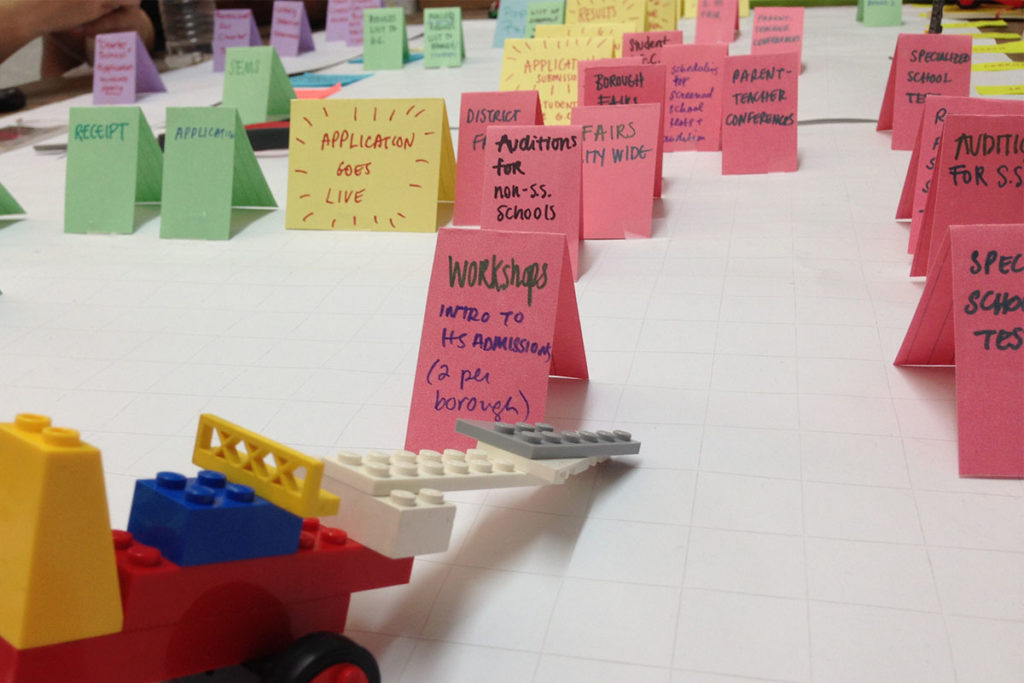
[0,414,123,649]
[192,414,340,517]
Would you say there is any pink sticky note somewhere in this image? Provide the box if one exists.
[572,104,660,239]
[92,31,165,105]
[876,33,972,151]
[326,0,350,42]
[348,0,383,45]
[950,223,1024,478]
[750,7,803,62]
[270,0,315,57]
[480,125,584,280]
[696,0,738,44]
[213,9,261,72]
[622,31,683,65]
[405,227,588,453]
[721,51,799,175]
[453,91,543,226]
[659,43,727,152]
[894,229,955,366]
[577,61,666,196]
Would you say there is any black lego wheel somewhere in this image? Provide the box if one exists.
[264,632,381,683]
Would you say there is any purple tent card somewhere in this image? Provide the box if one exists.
[92,31,166,105]
[213,9,261,72]
[270,0,315,56]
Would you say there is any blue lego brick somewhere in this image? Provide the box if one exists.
[455,420,641,460]
[126,470,303,566]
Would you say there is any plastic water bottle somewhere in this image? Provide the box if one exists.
[158,0,216,66]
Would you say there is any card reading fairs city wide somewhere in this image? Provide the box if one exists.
[92,31,165,105]
[213,9,261,72]
[405,228,588,453]
[659,43,727,152]
[721,51,799,174]
[453,90,543,226]
[622,30,683,65]
[270,0,315,57]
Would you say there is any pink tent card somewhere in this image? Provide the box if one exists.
[213,9,261,72]
[721,51,799,175]
[572,104,660,239]
[696,0,738,44]
[577,61,665,196]
[348,0,383,45]
[894,230,956,366]
[876,33,972,151]
[92,32,165,104]
[950,223,1024,478]
[750,7,803,61]
[659,43,727,152]
[405,227,588,452]
[622,31,682,65]
[453,91,543,226]
[480,125,583,280]
[270,0,315,56]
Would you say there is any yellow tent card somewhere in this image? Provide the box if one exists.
[500,37,615,124]
[942,20,1007,27]
[976,84,1024,95]
[974,40,1024,54]
[534,22,633,56]
[564,0,646,31]
[973,61,1024,71]
[647,0,680,31]
[286,98,455,232]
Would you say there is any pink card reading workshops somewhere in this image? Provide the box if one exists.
[213,9,261,72]
[894,231,956,366]
[348,0,383,45]
[950,223,1024,478]
[572,104,660,239]
[325,0,350,42]
[622,31,683,65]
[750,7,803,61]
[696,0,738,45]
[659,43,726,152]
[480,125,584,280]
[270,0,315,56]
[876,33,972,151]
[405,227,588,452]
[721,51,799,174]
[453,91,543,226]
[577,61,665,196]
[911,114,1024,277]
[92,32,165,104]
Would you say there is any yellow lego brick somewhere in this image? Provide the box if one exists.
[0,414,123,649]
[192,414,340,518]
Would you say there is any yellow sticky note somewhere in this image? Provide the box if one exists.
[970,32,1023,40]
[535,22,632,56]
[564,0,646,31]
[974,40,1024,53]
[976,84,1024,95]
[500,37,615,125]
[286,98,456,231]
[647,0,680,31]
[972,61,1024,71]
[943,20,1007,28]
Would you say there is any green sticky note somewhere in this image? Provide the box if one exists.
[160,107,276,240]
[65,106,162,234]
[222,46,296,125]
[526,1,565,39]
[862,0,902,27]
[424,7,465,68]
[0,181,24,216]
[363,7,409,70]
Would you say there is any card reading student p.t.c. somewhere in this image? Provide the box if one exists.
[622,30,682,65]
[721,51,799,174]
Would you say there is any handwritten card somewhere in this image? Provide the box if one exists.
[222,46,296,125]
[480,125,583,279]
[696,0,738,45]
[647,0,680,31]
[494,0,530,47]
[572,104,659,239]
[0,181,24,216]
[92,32,165,105]
[453,91,543,226]
[622,30,683,65]
[950,223,1024,478]
[877,33,972,150]
[64,106,162,234]
[660,43,726,152]
[160,107,276,240]
[213,9,261,71]
[406,227,588,452]
[894,230,955,366]
[525,1,566,38]
[270,0,315,57]
[326,0,350,41]
[565,0,646,31]
[500,37,614,125]
[424,7,465,68]
[347,0,383,45]
[286,98,455,231]
[721,51,798,174]
[750,7,803,61]
[862,0,902,27]
[535,22,633,57]
[363,7,410,70]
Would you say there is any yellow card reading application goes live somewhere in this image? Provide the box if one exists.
[286,98,455,232]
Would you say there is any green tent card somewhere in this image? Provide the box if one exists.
[862,0,901,27]
[222,46,296,125]
[363,7,409,70]
[64,106,162,234]
[526,1,565,38]
[424,7,465,68]
[160,107,276,240]
[0,181,24,216]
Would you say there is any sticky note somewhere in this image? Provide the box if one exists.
[424,7,465,68]
[894,228,955,366]
[977,84,1024,96]
[751,7,803,61]
[453,91,543,226]
[222,46,296,125]
[64,106,162,234]
[862,0,901,27]
[213,9,261,72]
[480,125,583,279]
[721,52,799,175]
[326,0,350,42]
[876,33,972,151]
[622,31,683,65]
[92,32,165,105]
[363,7,410,70]
[500,37,615,125]
[348,0,383,45]
[405,227,588,453]
[659,43,727,152]
[646,0,680,31]
[160,107,276,240]
[0,181,24,216]
[525,1,566,39]
[270,0,315,56]
[696,0,738,44]
[535,22,633,57]
[973,40,1024,54]
[572,104,660,239]
[565,0,646,31]
[286,98,456,231]
[950,223,1024,478]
